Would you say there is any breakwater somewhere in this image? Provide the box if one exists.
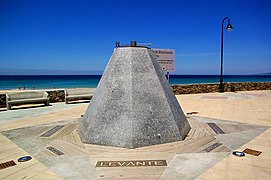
[0,82,271,108]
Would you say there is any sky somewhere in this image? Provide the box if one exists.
[0,0,271,75]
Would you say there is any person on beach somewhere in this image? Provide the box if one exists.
[23,86,26,90]
[18,87,21,90]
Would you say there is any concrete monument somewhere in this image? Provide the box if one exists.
[79,41,191,148]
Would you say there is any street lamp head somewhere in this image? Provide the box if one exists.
[226,22,233,31]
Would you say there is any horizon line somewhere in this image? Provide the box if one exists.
[1,74,270,76]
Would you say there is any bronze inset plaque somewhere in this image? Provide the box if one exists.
[0,160,16,170]
[243,148,262,156]
[207,123,225,134]
[46,146,64,156]
[40,125,64,137]
[95,160,167,167]
[203,143,223,152]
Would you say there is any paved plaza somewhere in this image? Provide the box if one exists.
[0,90,271,179]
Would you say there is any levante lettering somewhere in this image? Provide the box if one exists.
[96,160,167,167]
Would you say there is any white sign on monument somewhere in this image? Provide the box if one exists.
[152,48,175,72]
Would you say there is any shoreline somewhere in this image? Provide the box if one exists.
[0,88,96,93]
[1,81,271,92]
[0,82,271,108]
[0,82,270,94]
[1,74,271,91]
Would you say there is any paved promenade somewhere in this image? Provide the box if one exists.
[0,90,270,179]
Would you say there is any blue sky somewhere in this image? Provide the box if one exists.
[0,0,271,75]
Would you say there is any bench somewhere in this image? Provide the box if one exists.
[6,91,50,110]
[64,88,95,104]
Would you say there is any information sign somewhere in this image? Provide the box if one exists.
[152,48,175,72]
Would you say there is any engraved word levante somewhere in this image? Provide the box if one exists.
[96,160,167,167]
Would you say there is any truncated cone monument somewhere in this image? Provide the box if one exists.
[79,41,191,148]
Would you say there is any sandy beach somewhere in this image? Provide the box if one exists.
[0,88,96,94]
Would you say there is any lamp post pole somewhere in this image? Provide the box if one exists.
[220,17,233,92]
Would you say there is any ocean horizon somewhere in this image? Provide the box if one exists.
[0,75,271,90]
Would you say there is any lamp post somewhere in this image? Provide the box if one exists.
[220,17,233,92]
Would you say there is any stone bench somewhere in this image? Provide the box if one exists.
[6,91,50,110]
[64,88,95,104]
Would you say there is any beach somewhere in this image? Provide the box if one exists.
[1,82,271,109]
[1,75,271,90]
[0,90,271,179]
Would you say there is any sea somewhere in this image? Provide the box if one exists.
[0,75,271,90]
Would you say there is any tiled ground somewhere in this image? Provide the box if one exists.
[0,90,270,179]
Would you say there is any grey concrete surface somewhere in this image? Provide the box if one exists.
[0,103,86,123]
[79,47,190,148]
[2,114,268,179]
[38,156,99,180]
[159,152,229,180]
[216,127,269,150]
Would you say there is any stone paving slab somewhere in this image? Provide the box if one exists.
[1,115,268,179]
[0,102,87,123]
[0,90,271,179]
[160,152,229,180]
